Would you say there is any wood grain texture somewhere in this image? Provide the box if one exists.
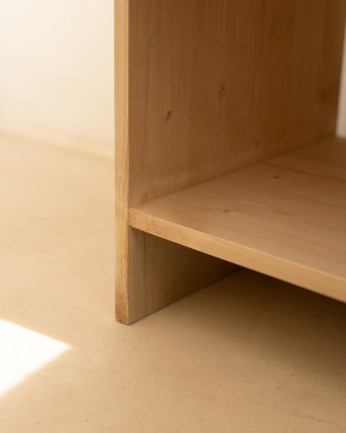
[267,137,346,181]
[130,138,346,303]
[127,229,234,323]
[115,0,130,321]
[115,0,233,324]
[129,0,346,206]
[116,0,346,322]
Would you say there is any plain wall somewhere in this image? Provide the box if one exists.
[0,0,114,157]
[0,1,345,156]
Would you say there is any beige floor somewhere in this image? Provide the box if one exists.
[0,135,346,433]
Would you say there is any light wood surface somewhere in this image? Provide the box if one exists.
[130,138,346,302]
[115,0,346,322]
[115,0,234,324]
[115,0,130,321]
[129,0,345,206]
[126,230,234,323]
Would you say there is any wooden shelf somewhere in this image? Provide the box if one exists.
[130,138,346,302]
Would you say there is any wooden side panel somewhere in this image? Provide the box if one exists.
[115,0,130,321]
[126,230,234,323]
[115,0,234,324]
[129,0,346,206]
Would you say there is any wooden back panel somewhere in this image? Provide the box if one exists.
[128,0,346,206]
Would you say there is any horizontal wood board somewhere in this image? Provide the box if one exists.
[130,138,346,302]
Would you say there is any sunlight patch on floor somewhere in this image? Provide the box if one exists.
[0,320,70,396]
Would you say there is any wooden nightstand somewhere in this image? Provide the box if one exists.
[115,0,346,324]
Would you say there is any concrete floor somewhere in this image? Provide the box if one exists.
[0,135,346,432]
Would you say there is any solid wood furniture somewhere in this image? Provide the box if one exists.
[115,0,346,324]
